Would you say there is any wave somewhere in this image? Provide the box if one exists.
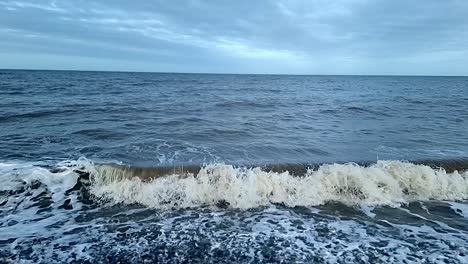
[85,160,468,209]
[2,158,468,210]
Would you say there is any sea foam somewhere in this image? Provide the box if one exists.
[87,161,468,209]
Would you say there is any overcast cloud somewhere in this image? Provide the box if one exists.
[1,0,467,75]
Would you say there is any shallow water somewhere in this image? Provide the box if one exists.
[1,70,467,263]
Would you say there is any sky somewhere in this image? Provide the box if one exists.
[0,0,468,75]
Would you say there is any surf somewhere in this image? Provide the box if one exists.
[82,159,468,209]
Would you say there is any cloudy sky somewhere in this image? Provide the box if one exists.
[1,0,467,75]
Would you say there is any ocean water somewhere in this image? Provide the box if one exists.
[1,70,468,263]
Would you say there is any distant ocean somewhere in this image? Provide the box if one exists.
[1,70,467,263]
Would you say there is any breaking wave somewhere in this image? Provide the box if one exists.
[86,160,468,209]
[2,158,468,210]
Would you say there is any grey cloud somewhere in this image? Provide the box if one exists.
[0,0,467,75]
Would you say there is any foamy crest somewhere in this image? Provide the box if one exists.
[0,160,80,202]
[88,161,468,209]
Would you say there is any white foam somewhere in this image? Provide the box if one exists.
[88,161,468,209]
[2,159,467,263]
[0,160,80,201]
[0,160,84,241]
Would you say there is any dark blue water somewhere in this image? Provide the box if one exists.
[1,70,468,263]
[2,70,468,165]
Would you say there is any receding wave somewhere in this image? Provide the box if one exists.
[85,159,468,209]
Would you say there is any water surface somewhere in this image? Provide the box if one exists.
[1,70,467,263]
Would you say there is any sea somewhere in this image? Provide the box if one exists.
[1,69,468,263]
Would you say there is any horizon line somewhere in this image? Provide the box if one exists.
[0,67,467,78]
